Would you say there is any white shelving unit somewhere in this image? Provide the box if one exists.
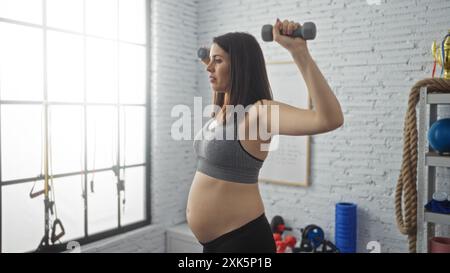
[417,87,450,253]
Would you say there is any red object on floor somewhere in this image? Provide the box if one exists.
[273,233,282,242]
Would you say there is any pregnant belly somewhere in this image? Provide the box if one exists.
[186,171,265,244]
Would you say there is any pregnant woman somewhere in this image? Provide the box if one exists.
[187,19,344,253]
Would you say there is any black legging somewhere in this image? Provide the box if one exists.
[200,213,276,253]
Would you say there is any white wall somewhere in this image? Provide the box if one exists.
[149,0,198,227]
[82,0,199,253]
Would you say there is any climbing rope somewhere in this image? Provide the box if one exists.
[395,78,450,252]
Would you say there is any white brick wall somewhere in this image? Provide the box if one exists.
[83,0,199,253]
[86,0,450,253]
[150,0,198,227]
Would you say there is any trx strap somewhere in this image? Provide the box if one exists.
[35,104,65,252]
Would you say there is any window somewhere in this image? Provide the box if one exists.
[0,0,149,253]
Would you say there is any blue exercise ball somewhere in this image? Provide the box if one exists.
[428,118,450,154]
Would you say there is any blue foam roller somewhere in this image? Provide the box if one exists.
[335,202,357,253]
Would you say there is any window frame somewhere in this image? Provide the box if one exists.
[0,0,152,253]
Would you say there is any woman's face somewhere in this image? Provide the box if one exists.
[206,43,230,93]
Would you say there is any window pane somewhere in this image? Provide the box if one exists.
[121,166,145,225]
[1,105,42,182]
[51,175,84,242]
[118,0,145,44]
[47,31,84,102]
[2,182,45,253]
[0,0,42,25]
[86,0,118,39]
[119,43,146,104]
[120,106,145,165]
[46,0,83,32]
[88,171,118,235]
[49,105,84,175]
[87,106,118,170]
[86,37,118,103]
[0,23,43,101]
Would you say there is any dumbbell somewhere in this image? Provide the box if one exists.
[283,235,297,253]
[197,21,316,62]
[261,22,316,42]
[270,215,292,235]
[275,239,287,253]
[273,233,282,242]
[275,235,297,253]
[197,47,210,65]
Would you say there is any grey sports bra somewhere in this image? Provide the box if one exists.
[193,113,265,184]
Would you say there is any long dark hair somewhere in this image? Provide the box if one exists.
[211,32,273,124]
